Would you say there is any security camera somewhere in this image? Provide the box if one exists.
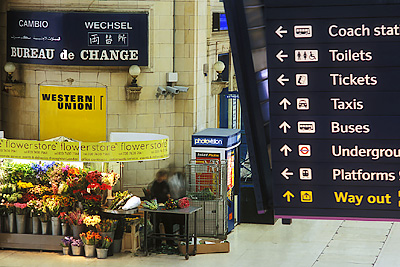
[174,86,189,92]
[156,86,167,98]
[166,86,180,95]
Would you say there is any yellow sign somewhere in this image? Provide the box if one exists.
[301,191,313,203]
[39,85,106,142]
[0,138,169,162]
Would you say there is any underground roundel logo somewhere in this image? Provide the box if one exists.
[298,144,311,157]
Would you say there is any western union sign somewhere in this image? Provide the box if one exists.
[39,85,106,142]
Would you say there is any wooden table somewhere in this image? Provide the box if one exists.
[141,206,202,260]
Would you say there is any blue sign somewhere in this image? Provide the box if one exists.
[7,11,148,66]
[267,2,400,220]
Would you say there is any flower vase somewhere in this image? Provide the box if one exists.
[96,248,108,259]
[61,222,68,236]
[15,214,26,234]
[0,215,3,233]
[8,213,15,233]
[84,244,96,257]
[72,224,84,238]
[71,246,82,256]
[51,217,60,235]
[62,246,70,255]
[41,221,49,235]
[32,216,40,234]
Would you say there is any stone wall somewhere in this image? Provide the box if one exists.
[0,0,229,195]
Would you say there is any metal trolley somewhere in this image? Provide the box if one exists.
[185,159,228,239]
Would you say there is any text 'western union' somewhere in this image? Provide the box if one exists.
[41,94,94,110]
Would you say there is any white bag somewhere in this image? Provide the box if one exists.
[122,196,141,210]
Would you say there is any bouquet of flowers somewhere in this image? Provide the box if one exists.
[101,172,120,187]
[66,209,85,225]
[70,237,83,247]
[165,198,178,210]
[60,236,73,247]
[5,202,14,215]
[26,199,43,217]
[83,215,101,227]
[178,197,190,209]
[98,236,113,249]
[17,181,34,192]
[27,185,53,197]
[95,219,118,232]
[58,211,69,223]
[31,162,56,185]
[42,195,61,217]
[80,231,102,246]
[14,202,28,215]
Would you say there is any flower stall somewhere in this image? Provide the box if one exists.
[0,160,137,257]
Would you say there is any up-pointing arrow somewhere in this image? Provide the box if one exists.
[276,50,289,62]
[279,98,291,110]
[275,26,288,38]
[283,191,295,202]
[279,121,291,134]
[277,74,289,86]
[281,168,294,180]
[280,144,292,157]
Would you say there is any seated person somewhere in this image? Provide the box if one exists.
[150,169,184,246]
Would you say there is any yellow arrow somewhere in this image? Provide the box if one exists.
[283,191,295,202]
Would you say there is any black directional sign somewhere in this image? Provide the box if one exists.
[267,2,400,220]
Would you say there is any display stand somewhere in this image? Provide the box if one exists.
[0,233,63,251]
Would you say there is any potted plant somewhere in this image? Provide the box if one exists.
[70,237,83,256]
[96,218,118,239]
[83,214,101,231]
[27,199,42,234]
[14,202,28,234]
[96,236,113,259]
[80,230,102,257]
[60,236,72,255]
[66,209,85,238]
[43,195,61,235]
[58,212,69,236]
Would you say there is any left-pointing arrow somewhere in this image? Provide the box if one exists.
[275,26,288,38]
[276,50,289,62]
[277,74,290,86]
[279,121,291,134]
[280,144,292,157]
[281,168,294,180]
[283,191,295,202]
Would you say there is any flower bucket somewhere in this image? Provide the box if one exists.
[8,213,15,233]
[71,245,82,256]
[51,217,60,235]
[96,248,108,259]
[32,216,40,234]
[61,223,68,236]
[84,244,96,257]
[72,224,84,238]
[113,239,122,253]
[16,214,26,234]
[41,221,49,235]
[62,246,70,255]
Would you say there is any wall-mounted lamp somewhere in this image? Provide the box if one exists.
[125,65,142,101]
[211,61,229,95]
[4,62,16,83]
[3,62,25,97]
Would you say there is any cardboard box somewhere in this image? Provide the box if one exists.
[178,239,230,254]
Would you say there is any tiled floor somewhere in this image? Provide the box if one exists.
[0,219,399,266]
